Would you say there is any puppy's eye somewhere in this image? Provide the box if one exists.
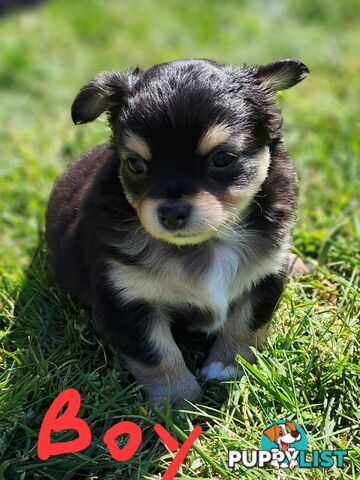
[210,151,237,168]
[127,157,147,174]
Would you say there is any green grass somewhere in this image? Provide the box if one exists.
[0,0,359,478]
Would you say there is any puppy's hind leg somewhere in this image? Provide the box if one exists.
[200,273,285,381]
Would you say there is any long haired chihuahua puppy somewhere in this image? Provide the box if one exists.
[46,58,308,406]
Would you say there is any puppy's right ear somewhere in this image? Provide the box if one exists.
[71,72,129,125]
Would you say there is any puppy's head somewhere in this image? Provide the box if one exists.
[72,58,308,245]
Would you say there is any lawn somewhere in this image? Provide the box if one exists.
[0,0,359,478]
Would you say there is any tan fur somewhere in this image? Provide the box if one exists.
[138,192,225,245]
[123,130,151,161]
[191,191,224,229]
[261,69,296,92]
[138,197,159,229]
[193,190,222,211]
[198,123,234,156]
[226,147,270,212]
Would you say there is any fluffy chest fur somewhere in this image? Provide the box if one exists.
[107,228,289,333]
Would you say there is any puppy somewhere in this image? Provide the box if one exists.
[46,58,309,406]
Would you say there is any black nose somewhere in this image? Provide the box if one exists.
[158,202,191,230]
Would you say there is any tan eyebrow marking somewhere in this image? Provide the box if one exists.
[198,123,233,156]
[123,130,151,161]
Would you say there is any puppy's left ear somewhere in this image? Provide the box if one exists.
[255,59,309,92]
[71,72,130,125]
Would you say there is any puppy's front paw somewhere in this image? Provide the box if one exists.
[200,361,243,382]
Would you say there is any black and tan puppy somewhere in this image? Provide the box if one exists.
[46,58,308,406]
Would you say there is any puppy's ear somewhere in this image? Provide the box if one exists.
[71,72,129,125]
[255,59,309,92]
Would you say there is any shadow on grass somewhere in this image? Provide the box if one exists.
[1,240,138,478]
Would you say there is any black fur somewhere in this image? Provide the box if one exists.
[249,273,286,331]
[91,264,160,365]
